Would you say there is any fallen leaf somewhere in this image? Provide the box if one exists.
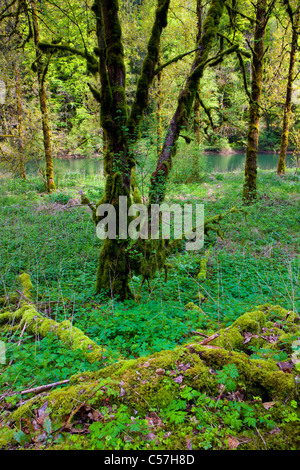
[277,361,294,373]
[185,437,193,450]
[145,432,157,442]
[36,401,49,426]
[174,375,184,384]
[270,427,281,435]
[227,436,240,450]
[146,412,164,428]
[262,402,276,410]
[177,363,191,372]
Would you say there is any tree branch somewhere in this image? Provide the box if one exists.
[38,42,98,74]
[127,0,171,139]
[154,47,200,75]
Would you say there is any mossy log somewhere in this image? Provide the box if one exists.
[1,304,299,450]
[0,303,106,364]
[0,274,107,364]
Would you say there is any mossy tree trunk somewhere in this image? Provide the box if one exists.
[277,2,299,175]
[31,0,55,193]
[243,0,268,201]
[15,63,26,179]
[149,0,225,205]
[156,48,163,156]
[91,0,171,299]
[94,0,226,299]
[38,0,231,300]
[192,0,204,181]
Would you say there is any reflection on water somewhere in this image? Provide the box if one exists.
[25,157,104,176]
[25,152,295,176]
[199,153,294,172]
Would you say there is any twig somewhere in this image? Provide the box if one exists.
[199,333,220,345]
[1,380,70,400]
[190,330,209,338]
[17,321,27,347]
[15,289,33,304]
[255,426,268,450]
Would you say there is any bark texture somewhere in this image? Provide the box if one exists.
[277,3,299,175]
[243,0,268,201]
[31,0,55,192]
[15,63,26,179]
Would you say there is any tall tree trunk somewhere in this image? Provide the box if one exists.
[243,0,267,201]
[15,64,26,179]
[31,0,55,192]
[88,0,172,300]
[277,6,299,175]
[156,49,163,156]
[149,0,225,205]
[191,0,203,181]
[89,0,225,300]
[93,0,134,299]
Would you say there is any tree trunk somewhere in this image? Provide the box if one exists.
[15,64,26,179]
[191,0,203,181]
[31,0,55,192]
[156,50,163,156]
[89,0,225,300]
[277,7,299,175]
[93,0,132,299]
[149,0,225,205]
[243,0,267,201]
[91,0,171,300]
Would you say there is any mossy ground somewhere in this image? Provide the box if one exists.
[0,304,299,450]
[0,167,299,449]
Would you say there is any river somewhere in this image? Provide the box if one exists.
[25,152,295,176]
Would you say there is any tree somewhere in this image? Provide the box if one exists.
[243,0,270,201]
[0,15,27,178]
[14,62,26,179]
[0,0,55,191]
[30,0,55,192]
[78,0,227,300]
[277,0,299,175]
[4,0,245,300]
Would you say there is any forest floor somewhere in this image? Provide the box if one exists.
[0,167,299,450]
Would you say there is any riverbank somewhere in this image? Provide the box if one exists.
[53,148,295,159]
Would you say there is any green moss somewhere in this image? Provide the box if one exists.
[3,304,299,449]
[19,273,33,300]
[0,303,106,363]
[0,427,15,448]
[211,308,267,351]
[185,302,202,312]
[197,248,211,280]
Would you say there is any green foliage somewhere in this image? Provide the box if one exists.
[88,404,149,450]
[0,333,100,393]
[216,364,239,392]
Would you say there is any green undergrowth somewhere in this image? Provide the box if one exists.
[0,168,299,449]
[0,304,299,450]
[0,169,299,364]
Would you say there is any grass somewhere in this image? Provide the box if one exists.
[0,166,299,394]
